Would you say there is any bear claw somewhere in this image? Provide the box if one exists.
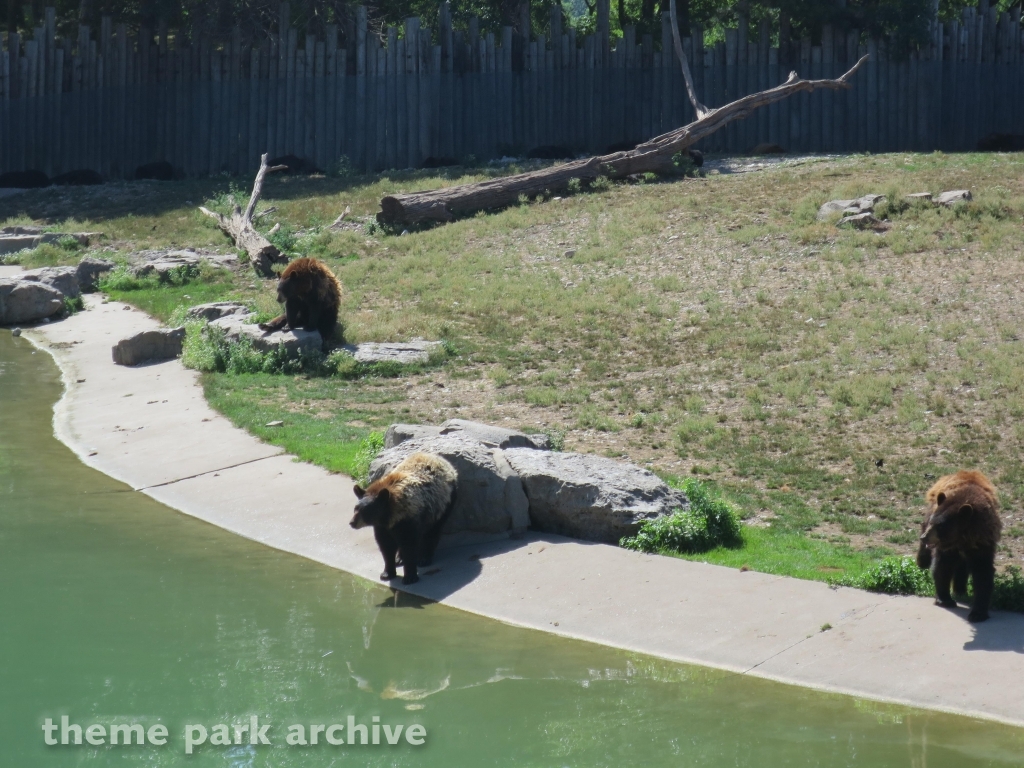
[402,574,420,585]
[936,598,958,608]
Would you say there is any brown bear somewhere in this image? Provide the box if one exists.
[259,257,342,341]
[350,453,458,585]
[916,470,1002,622]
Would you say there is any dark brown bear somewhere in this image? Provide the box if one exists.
[350,453,458,585]
[259,257,342,341]
[916,470,1002,622]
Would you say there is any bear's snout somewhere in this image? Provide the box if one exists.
[350,513,368,530]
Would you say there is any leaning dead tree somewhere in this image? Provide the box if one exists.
[200,153,289,278]
[378,10,869,228]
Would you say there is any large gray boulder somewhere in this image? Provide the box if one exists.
[503,448,689,543]
[76,257,115,291]
[112,327,186,366]
[0,278,64,324]
[186,302,254,322]
[369,434,531,535]
[20,266,80,297]
[208,315,321,356]
[936,189,972,206]
[384,419,549,451]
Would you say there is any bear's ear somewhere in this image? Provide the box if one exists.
[936,492,946,505]
[959,503,973,515]
[377,487,390,502]
[353,484,365,499]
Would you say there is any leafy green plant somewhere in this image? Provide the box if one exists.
[993,566,1024,613]
[350,431,385,485]
[98,265,161,292]
[62,295,84,315]
[620,479,742,554]
[833,556,933,595]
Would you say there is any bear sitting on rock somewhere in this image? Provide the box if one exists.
[917,470,1002,622]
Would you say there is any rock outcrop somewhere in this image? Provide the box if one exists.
[503,448,688,543]
[370,418,686,544]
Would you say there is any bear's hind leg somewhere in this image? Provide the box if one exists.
[931,550,959,608]
[395,522,420,585]
[967,548,996,623]
[420,492,456,567]
[952,554,970,601]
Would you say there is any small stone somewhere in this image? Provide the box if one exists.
[266,420,284,427]
[838,212,886,230]
[563,249,576,258]
[904,192,933,203]
[11,327,21,336]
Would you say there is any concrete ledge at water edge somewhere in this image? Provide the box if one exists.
[112,328,186,366]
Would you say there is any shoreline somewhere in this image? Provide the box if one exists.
[20,294,1024,728]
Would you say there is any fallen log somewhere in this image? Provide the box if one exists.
[200,154,288,278]
[377,55,868,228]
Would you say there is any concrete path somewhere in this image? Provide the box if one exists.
[22,295,1024,728]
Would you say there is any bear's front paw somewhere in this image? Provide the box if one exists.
[968,610,990,623]
[936,597,957,608]
[402,573,420,585]
[380,570,396,581]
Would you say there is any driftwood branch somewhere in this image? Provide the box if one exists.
[200,153,288,278]
[669,0,709,118]
[378,56,868,228]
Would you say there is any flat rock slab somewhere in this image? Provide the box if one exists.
[23,296,1024,726]
[936,189,972,206]
[0,231,98,256]
[209,316,321,355]
[384,418,549,450]
[347,339,443,364]
[504,448,689,543]
[370,434,531,535]
[186,301,254,322]
[128,249,238,278]
[838,212,887,230]
[0,278,65,324]
[112,327,186,366]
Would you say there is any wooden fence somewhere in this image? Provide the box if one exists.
[2,4,1023,179]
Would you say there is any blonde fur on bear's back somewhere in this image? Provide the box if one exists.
[926,470,998,511]
[364,452,457,526]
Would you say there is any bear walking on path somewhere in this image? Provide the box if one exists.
[917,470,1002,622]
[350,453,458,585]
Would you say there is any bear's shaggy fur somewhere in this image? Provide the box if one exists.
[259,257,342,341]
[350,453,458,585]
[917,470,1002,622]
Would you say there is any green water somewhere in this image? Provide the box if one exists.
[1,331,1023,767]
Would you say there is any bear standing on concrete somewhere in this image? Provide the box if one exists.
[917,470,1002,622]
[259,257,342,341]
[350,453,458,585]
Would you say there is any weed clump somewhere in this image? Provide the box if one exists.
[993,566,1024,613]
[620,479,742,554]
[833,556,933,595]
[350,431,385,485]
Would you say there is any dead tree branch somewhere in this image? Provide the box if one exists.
[669,0,709,118]
[377,56,869,228]
[200,153,288,278]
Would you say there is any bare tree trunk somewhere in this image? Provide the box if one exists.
[199,154,289,278]
[377,56,868,228]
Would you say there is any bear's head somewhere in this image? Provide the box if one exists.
[350,484,391,529]
[920,491,975,549]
